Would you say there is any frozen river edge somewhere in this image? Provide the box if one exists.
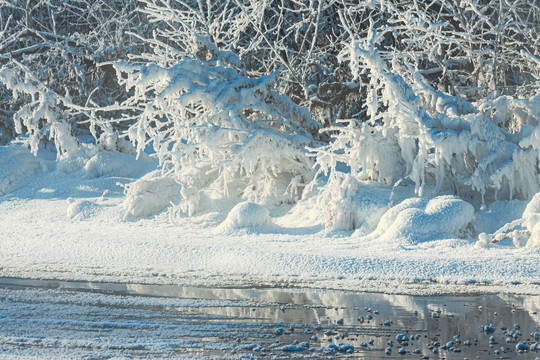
[0,270,539,297]
[1,277,539,359]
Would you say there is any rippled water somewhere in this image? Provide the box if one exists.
[0,277,539,359]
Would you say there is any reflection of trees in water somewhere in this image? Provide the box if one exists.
[120,283,540,331]
[500,294,540,327]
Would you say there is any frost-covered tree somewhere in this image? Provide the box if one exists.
[116,35,319,216]
[313,22,540,231]
[4,0,535,153]
[135,0,369,127]
[0,0,152,151]
[368,0,540,99]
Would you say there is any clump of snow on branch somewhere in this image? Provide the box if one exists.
[115,35,318,217]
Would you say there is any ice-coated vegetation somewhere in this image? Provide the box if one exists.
[1,0,539,248]
[113,38,318,216]
[314,23,540,236]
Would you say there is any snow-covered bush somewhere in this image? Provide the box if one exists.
[0,66,79,156]
[312,23,540,231]
[115,36,319,216]
[0,64,140,159]
[309,172,395,233]
[365,195,474,246]
[0,0,152,150]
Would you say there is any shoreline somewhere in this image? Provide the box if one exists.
[1,274,538,297]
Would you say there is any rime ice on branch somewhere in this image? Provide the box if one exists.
[313,23,540,232]
[115,35,319,216]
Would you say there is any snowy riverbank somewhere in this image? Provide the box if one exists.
[1,144,539,296]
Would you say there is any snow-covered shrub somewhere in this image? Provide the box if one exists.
[114,38,318,216]
[312,24,540,231]
[364,195,474,245]
[0,64,137,159]
[311,172,395,233]
[122,175,181,218]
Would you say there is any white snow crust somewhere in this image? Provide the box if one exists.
[0,144,539,295]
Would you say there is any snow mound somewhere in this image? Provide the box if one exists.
[367,195,474,245]
[84,151,145,179]
[122,176,181,218]
[215,202,274,233]
[0,145,44,195]
[66,198,101,220]
[474,200,527,237]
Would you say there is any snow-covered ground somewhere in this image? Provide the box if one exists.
[1,144,539,295]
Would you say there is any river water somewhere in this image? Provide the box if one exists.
[0,277,539,359]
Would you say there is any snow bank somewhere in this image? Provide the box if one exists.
[54,145,154,181]
[474,200,527,237]
[476,192,540,248]
[365,195,474,245]
[0,145,44,195]
[0,143,538,295]
[84,151,148,179]
[66,198,102,220]
[215,202,274,233]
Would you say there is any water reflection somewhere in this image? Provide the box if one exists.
[0,277,539,359]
